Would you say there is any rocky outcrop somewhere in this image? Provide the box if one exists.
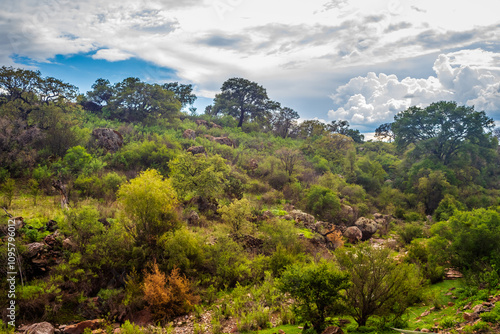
[232,234,264,252]
[289,209,315,227]
[354,217,379,241]
[187,146,206,155]
[463,303,494,322]
[183,129,196,140]
[195,119,209,127]
[63,319,104,334]
[25,322,55,334]
[322,326,343,334]
[373,213,392,236]
[344,226,363,243]
[26,242,46,258]
[62,238,78,252]
[186,210,200,226]
[340,204,356,224]
[214,137,235,147]
[92,128,123,152]
[210,122,222,129]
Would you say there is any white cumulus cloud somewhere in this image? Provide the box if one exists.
[328,49,500,127]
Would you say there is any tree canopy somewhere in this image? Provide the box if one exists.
[392,101,495,165]
[212,77,279,127]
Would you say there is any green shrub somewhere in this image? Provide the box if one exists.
[305,185,340,222]
[278,260,350,334]
[480,306,500,323]
[120,321,143,334]
[159,227,206,275]
[439,316,456,329]
[397,222,424,245]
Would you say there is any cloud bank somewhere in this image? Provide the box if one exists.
[328,49,500,127]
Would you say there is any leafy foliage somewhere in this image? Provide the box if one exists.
[336,243,423,327]
[278,261,350,333]
[392,101,495,165]
[117,169,179,246]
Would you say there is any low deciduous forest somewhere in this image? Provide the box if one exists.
[1,66,500,334]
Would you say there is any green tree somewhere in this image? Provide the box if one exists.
[430,207,500,287]
[416,169,451,214]
[106,77,181,122]
[276,147,302,177]
[82,78,114,112]
[278,261,351,333]
[0,66,77,110]
[374,123,394,142]
[29,178,39,206]
[356,157,387,193]
[168,153,230,201]
[305,185,341,222]
[117,169,179,246]
[308,133,355,173]
[162,82,197,110]
[212,77,279,127]
[1,178,15,208]
[218,198,253,234]
[328,120,364,143]
[336,243,422,327]
[271,107,299,138]
[392,101,495,165]
[294,120,327,139]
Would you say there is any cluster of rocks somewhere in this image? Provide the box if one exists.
[194,119,222,129]
[24,229,77,274]
[91,128,123,152]
[184,126,236,154]
[414,290,500,333]
[21,320,111,334]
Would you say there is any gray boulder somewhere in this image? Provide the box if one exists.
[182,129,196,140]
[26,322,55,334]
[344,226,362,243]
[92,128,123,152]
[187,146,206,155]
[354,217,379,240]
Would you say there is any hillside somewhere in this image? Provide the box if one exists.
[1,67,500,334]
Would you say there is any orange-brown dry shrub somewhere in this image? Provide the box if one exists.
[326,229,344,249]
[143,262,199,321]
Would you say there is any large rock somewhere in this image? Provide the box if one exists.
[322,326,343,334]
[344,226,362,243]
[354,217,379,241]
[214,137,235,147]
[63,319,104,334]
[340,204,356,224]
[62,238,78,252]
[25,322,55,334]
[182,129,196,140]
[186,210,200,226]
[210,122,222,129]
[187,146,206,155]
[92,128,123,152]
[195,119,209,127]
[289,210,315,227]
[26,242,46,258]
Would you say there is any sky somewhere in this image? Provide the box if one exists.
[2,0,500,132]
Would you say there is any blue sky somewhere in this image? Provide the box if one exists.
[2,0,500,132]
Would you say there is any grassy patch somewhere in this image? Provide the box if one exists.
[246,324,303,334]
[298,228,314,239]
[406,279,464,331]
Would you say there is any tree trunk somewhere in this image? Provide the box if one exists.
[237,110,245,127]
[52,180,69,210]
